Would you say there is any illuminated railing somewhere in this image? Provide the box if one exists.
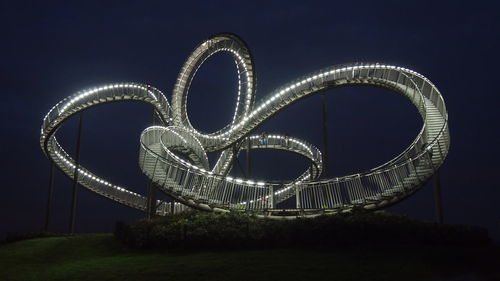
[40,83,185,214]
[40,33,449,217]
[139,126,324,210]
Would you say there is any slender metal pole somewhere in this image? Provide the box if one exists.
[148,182,157,219]
[236,158,247,178]
[44,163,55,232]
[321,93,329,177]
[231,144,238,177]
[246,137,251,177]
[146,181,151,219]
[433,170,444,224]
[69,112,84,234]
[146,105,158,219]
[269,185,274,209]
[295,185,301,209]
[231,142,246,177]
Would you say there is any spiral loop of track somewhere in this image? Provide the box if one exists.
[40,33,449,217]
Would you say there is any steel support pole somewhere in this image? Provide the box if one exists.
[69,112,83,234]
[236,158,247,178]
[231,144,239,177]
[146,181,151,219]
[231,141,247,178]
[146,106,157,219]
[44,163,55,232]
[147,182,157,219]
[433,170,444,224]
[295,185,301,209]
[321,93,329,177]
[246,137,251,177]
[269,185,274,209]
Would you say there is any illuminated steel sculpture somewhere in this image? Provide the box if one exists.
[40,33,450,217]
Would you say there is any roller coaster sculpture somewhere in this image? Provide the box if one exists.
[40,33,450,218]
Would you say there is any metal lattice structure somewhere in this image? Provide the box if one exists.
[40,33,450,218]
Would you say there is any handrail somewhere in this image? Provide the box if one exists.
[40,34,449,217]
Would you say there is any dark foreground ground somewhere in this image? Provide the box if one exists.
[0,234,498,281]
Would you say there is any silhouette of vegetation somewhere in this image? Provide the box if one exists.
[1,211,495,280]
[115,210,491,250]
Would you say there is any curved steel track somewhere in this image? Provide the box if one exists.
[40,33,450,217]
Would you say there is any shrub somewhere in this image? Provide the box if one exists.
[114,210,491,250]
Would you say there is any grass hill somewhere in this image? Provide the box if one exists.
[0,235,499,280]
[1,211,499,281]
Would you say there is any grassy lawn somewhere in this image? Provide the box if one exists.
[0,234,497,281]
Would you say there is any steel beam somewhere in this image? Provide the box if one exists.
[44,163,54,232]
[321,93,328,177]
[69,112,83,234]
[433,170,444,224]
[246,137,251,177]
[146,106,158,219]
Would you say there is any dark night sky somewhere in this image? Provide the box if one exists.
[1,1,499,241]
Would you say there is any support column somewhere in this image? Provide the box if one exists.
[44,163,55,232]
[233,140,247,177]
[231,144,238,177]
[147,182,157,219]
[433,170,444,224]
[146,106,158,219]
[268,185,274,209]
[69,112,83,234]
[321,93,329,177]
[146,182,151,218]
[246,137,251,178]
[295,185,301,209]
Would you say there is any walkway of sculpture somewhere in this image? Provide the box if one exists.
[40,33,450,217]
